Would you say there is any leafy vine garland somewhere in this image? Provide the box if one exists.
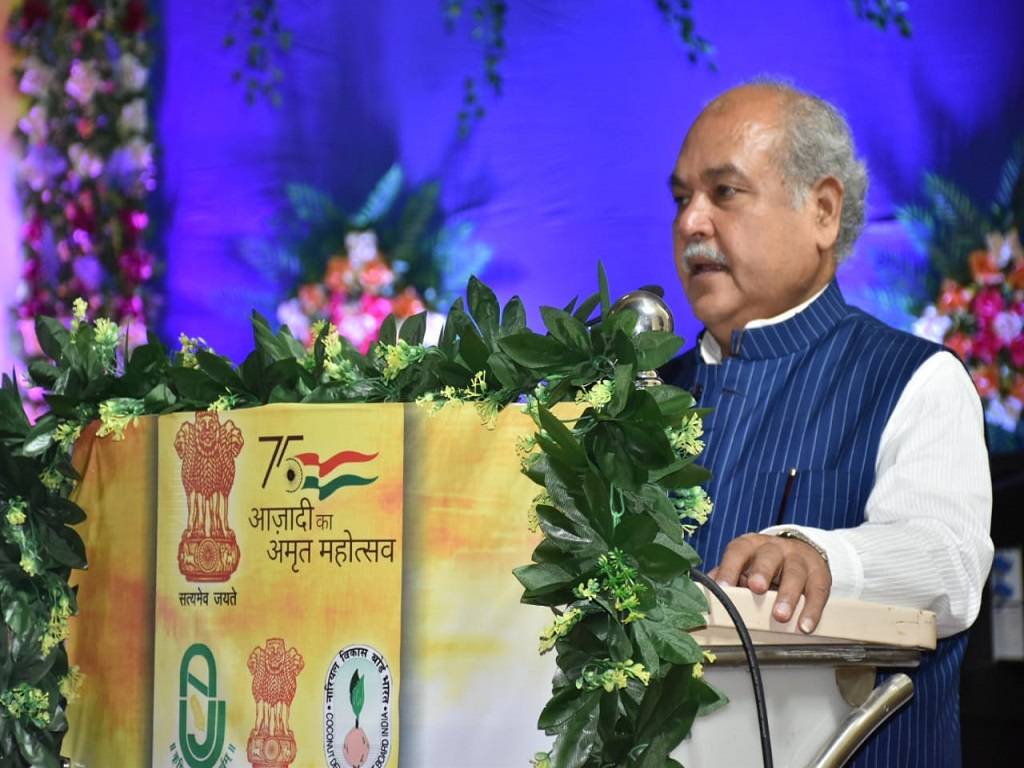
[0,269,717,766]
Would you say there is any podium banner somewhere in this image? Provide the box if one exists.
[152,404,404,768]
[65,404,552,768]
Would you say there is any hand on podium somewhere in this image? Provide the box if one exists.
[709,531,832,634]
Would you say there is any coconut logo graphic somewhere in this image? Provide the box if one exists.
[324,645,393,768]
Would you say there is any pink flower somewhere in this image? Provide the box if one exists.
[972,288,1005,323]
[124,318,149,350]
[17,319,42,357]
[992,311,1024,346]
[276,298,311,342]
[18,105,48,144]
[68,143,103,178]
[18,57,52,96]
[66,60,102,105]
[360,294,393,322]
[129,210,149,231]
[118,248,153,283]
[338,312,379,354]
[113,294,145,318]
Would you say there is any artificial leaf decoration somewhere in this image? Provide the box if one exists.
[0,266,717,767]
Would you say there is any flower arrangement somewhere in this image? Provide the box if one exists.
[8,0,157,399]
[271,164,491,353]
[906,141,1024,450]
[0,268,718,766]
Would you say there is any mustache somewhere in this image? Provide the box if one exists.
[680,241,728,273]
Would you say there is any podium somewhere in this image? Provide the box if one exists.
[676,586,936,767]
[62,404,936,767]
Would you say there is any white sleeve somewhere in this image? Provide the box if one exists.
[762,351,994,638]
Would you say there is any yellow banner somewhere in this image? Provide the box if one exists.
[152,404,404,768]
[66,417,158,767]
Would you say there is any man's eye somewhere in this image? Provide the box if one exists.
[715,185,737,200]
[672,193,691,209]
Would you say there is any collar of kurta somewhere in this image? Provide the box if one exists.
[698,280,849,361]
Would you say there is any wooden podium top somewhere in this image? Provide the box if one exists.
[693,585,937,651]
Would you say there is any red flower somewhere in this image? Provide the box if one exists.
[1011,374,1024,403]
[972,287,1005,323]
[76,117,95,140]
[391,287,426,318]
[19,0,49,29]
[969,248,1004,285]
[122,0,147,34]
[69,0,98,30]
[945,332,973,362]
[971,330,1003,364]
[971,365,1000,399]
[937,279,972,314]
[1010,336,1024,369]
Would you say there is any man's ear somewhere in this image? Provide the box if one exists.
[811,176,843,253]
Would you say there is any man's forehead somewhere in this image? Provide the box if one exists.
[675,89,786,178]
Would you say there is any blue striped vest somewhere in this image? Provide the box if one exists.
[663,281,965,767]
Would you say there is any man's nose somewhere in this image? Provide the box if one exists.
[677,194,713,241]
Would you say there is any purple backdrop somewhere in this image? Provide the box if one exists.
[155,0,1024,360]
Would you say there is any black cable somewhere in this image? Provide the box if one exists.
[690,567,774,768]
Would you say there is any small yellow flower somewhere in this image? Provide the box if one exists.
[0,684,50,727]
[40,466,64,492]
[53,421,83,451]
[692,662,704,679]
[71,297,88,327]
[531,753,552,768]
[575,379,614,412]
[379,339,426,381]
[577,659,651,691]
[667,412,705,456]
[93,317,120,351]
[59,666,85,702]
[207,392,240,413]
[41,592,72,655]
[5,498,28,526]
[97,397,145,440]
[539,607,583,654]
[178,334,212,369]
[573,578,600,601]
[19,553,40,576]
[474,396,501,429]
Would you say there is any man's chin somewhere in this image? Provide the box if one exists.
[685,286,741,331]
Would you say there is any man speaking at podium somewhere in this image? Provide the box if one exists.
[661,80,993,766]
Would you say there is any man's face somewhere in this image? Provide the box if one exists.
[670,89,836,344]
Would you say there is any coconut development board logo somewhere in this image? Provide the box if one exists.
[324,645,393,768]
[177,643,229,768]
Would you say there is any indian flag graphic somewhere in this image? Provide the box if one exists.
[293,450,379,500]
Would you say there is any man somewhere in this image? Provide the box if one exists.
[662,80,993,766]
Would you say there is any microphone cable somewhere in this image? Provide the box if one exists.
[690,567,774,768]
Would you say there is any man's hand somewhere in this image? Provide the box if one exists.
[708,533,832,633]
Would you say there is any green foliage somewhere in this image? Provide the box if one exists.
[852,0,913,37]
[224,0,292,107]
[1,268,716,766]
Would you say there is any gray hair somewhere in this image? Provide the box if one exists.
[737,77,868,262]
